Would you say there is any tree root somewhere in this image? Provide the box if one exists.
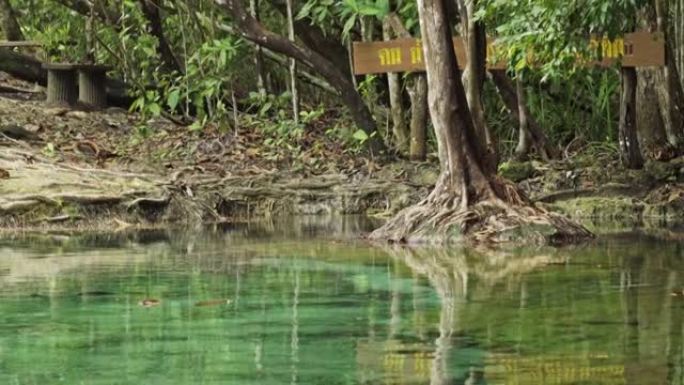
[370,194,593,246]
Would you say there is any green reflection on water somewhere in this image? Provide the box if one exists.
[0,221,682,385]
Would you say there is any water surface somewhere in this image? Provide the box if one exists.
[0,218,683,384]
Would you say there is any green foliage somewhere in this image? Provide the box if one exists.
[7,0,663,161]
[297,0,390,40]
[479,0,650,76]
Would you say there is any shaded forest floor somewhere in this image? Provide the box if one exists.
[0,72,682,236]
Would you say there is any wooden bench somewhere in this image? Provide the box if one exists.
[2,41,110,108]
[77,64,111,108]
[41,63,78,105]
[40,63,111,108]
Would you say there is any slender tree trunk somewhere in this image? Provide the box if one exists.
[670,0,684,88]
[514,76,532,160]
[139,0,183,73]
[408,75,429,161]
[382,19,409,154]
[84,2,95,63]
[619,68,645,169]
[0,0,25,41]
[215,0,385,154]
[249,0,267,96]
[490,70,557,161]
[386,13,429,161]
[285,0,299,124]
[456,0,497,174]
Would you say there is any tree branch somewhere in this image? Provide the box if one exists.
[214,0,385,153]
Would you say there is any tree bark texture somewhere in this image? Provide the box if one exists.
[514,76,532,160]
[672,0,684,94]
[636,68,672,159]
[619,68,645,169]
[0,48,44,83]
[214,0,385,154]
[654,0,684,150]
[419,0,490,196]
[0,0,25,41]
[249,0,267,96]
[386,13,429,161]
[455,0,497,174]
[285,0,299,124]
[408,75,428,161]
[382,19,409,154]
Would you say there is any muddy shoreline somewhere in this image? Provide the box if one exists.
[0,142,681,234]
[0,92,682,235]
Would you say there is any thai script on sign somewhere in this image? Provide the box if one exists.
[378,41,424,66]
[589,37,634,59]
[353,31,663,75]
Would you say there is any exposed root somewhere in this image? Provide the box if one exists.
[370,177,593,246]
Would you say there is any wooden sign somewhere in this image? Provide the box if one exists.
[352,31,665,75]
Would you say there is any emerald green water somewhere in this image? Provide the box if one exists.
[0,219,683,385]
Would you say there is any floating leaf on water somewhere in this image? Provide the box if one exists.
[139,298,161,307]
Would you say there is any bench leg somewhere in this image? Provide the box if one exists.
[46,69,77,106]
[78,70,107,108]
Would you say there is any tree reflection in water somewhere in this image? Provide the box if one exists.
[385,243,684,385]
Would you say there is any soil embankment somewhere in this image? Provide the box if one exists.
[0,74,682,233]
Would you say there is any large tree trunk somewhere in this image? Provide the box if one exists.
[636,68,673,160]
[676,0,684,89]
[0,0,25,41]
[215,0,385,154]
[619,68,645,169]
[0,48,44,82]
[654,0,684,150]
[382,19,409,154]
[370,0,590,244]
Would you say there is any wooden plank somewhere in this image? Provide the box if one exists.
[352,31,665,75]
[0,41,42,48]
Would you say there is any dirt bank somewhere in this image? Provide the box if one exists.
[0,75,682,233]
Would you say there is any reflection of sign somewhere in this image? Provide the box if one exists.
[352,31,664,75]
[357,339,433,384]
[488,353,625,385]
